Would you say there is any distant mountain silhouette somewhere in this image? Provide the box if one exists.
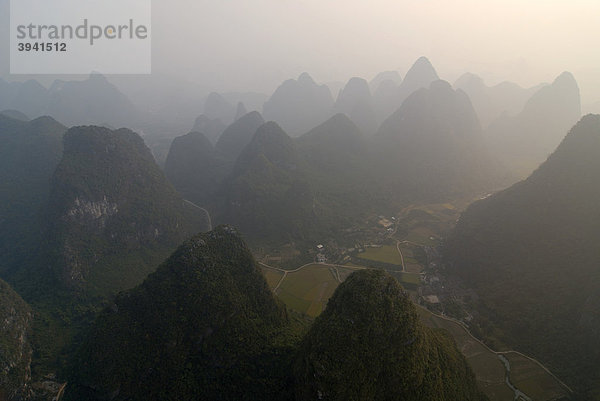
[372,78,401,123]
[485,72,581,177]
[333,77,377,134]
[215,111,265,161]
[454,73,542,128]
[0,79,49,119]
[296,113,370,191]
[204,92,236,125]
[221,92,268,115]
[234,101,247,121]
[447,115,600,399]
[219,122,316,242]
[164,131,220,206]
[369,70,402,92]
[372,57,440,123]
[397,57,440,105]
[46,73,139,127]
[165,111,266,209]
[191,115,227,144]
[0,109,29,121]
[263,73,334,136]
[374,80,505,201]
[0,74,139,128]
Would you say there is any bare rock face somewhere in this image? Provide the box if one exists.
[44,126,211,295]
[0,279,33,401]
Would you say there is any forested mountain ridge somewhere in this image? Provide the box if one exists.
[446,114,600,400]
[295,269,488,401]
[65,226,297,401]
[42,126,210,296]
[65,229,486,401]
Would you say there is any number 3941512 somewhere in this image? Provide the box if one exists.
[17,42,67,52]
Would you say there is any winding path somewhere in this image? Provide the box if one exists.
[416,304,574,397]
[396,241,406,272]
[261,259,572,398]
[259,261,365,293]
[183,199,213,230]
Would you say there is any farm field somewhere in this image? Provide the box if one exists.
[417,306,569,401]
[417,306,516,400]
[393,272,421,286]
[357,245,403,266]
[261,261,568,401]
[404,229,438,246]
[260,267,284,289]
[503,352,569,401]
[273,264,352,317]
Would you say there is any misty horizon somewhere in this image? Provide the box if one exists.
[1,1,599,400]
[0,0,599,107]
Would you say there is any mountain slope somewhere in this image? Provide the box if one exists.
[218,122,316,243]
[47,74,139,127]
[204,92,235,125]
[372,57,439,123]
[0,115,66,277]
[0,279,33,401]
[454,73,542,128]
[164,131,221,206]
[191,114,227,144]
[0,79,50,119]
[296,113,374,201]
[374,80,505,201]
[446,114,600,399]
[369,70,402,92]
[215,111,265,161]
[294,269,487,401]
[64,226,294,401]
[43,126,210,295]
[0,75,138,128]
[485,72,581,177]
[263,73,334,136]
[398,56,440,102]
[333,77,377,134]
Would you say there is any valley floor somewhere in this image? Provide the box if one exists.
[258,198,572,401]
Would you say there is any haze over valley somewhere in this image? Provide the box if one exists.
[0,1,598,400]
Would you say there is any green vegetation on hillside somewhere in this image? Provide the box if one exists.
[0,115,66,278]
[294,269,488,401]
[446,115,600,399]
[65,226,299,401]
[44,125,210,295]
[0,279,32,401]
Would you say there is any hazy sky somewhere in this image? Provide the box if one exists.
[1,0,599,104]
